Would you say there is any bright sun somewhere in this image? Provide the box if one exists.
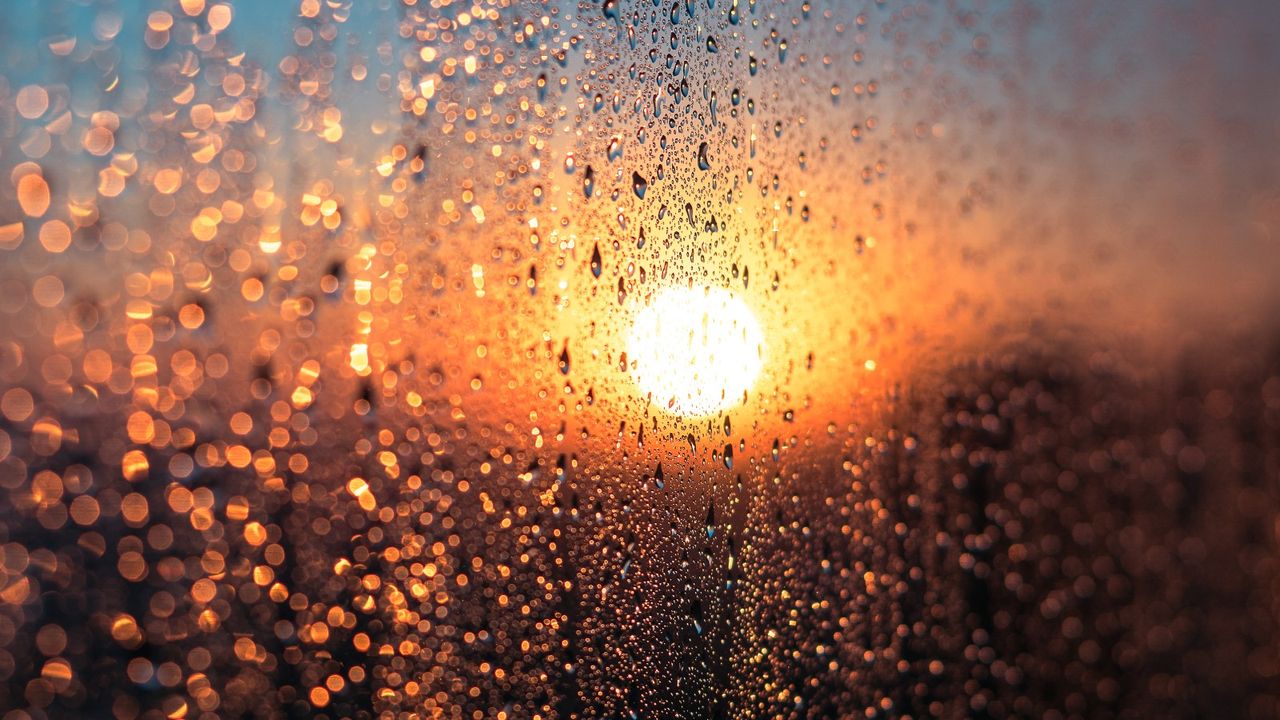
[627,286,765,416]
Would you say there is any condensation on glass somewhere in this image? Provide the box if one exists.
[0,1,1277,718]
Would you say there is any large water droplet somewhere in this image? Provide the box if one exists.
[632,171,648,199]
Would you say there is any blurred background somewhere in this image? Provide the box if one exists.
[0,0,1277,718]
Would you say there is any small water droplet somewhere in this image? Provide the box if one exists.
[558,342,571,375]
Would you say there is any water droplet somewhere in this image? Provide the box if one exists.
[632,171,648,199]
[558,342,571,375]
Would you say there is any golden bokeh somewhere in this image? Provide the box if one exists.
[0,0,1277,719]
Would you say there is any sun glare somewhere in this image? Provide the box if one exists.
[627,286,765,416]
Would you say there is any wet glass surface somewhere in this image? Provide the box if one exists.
[0,1,1278,718]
